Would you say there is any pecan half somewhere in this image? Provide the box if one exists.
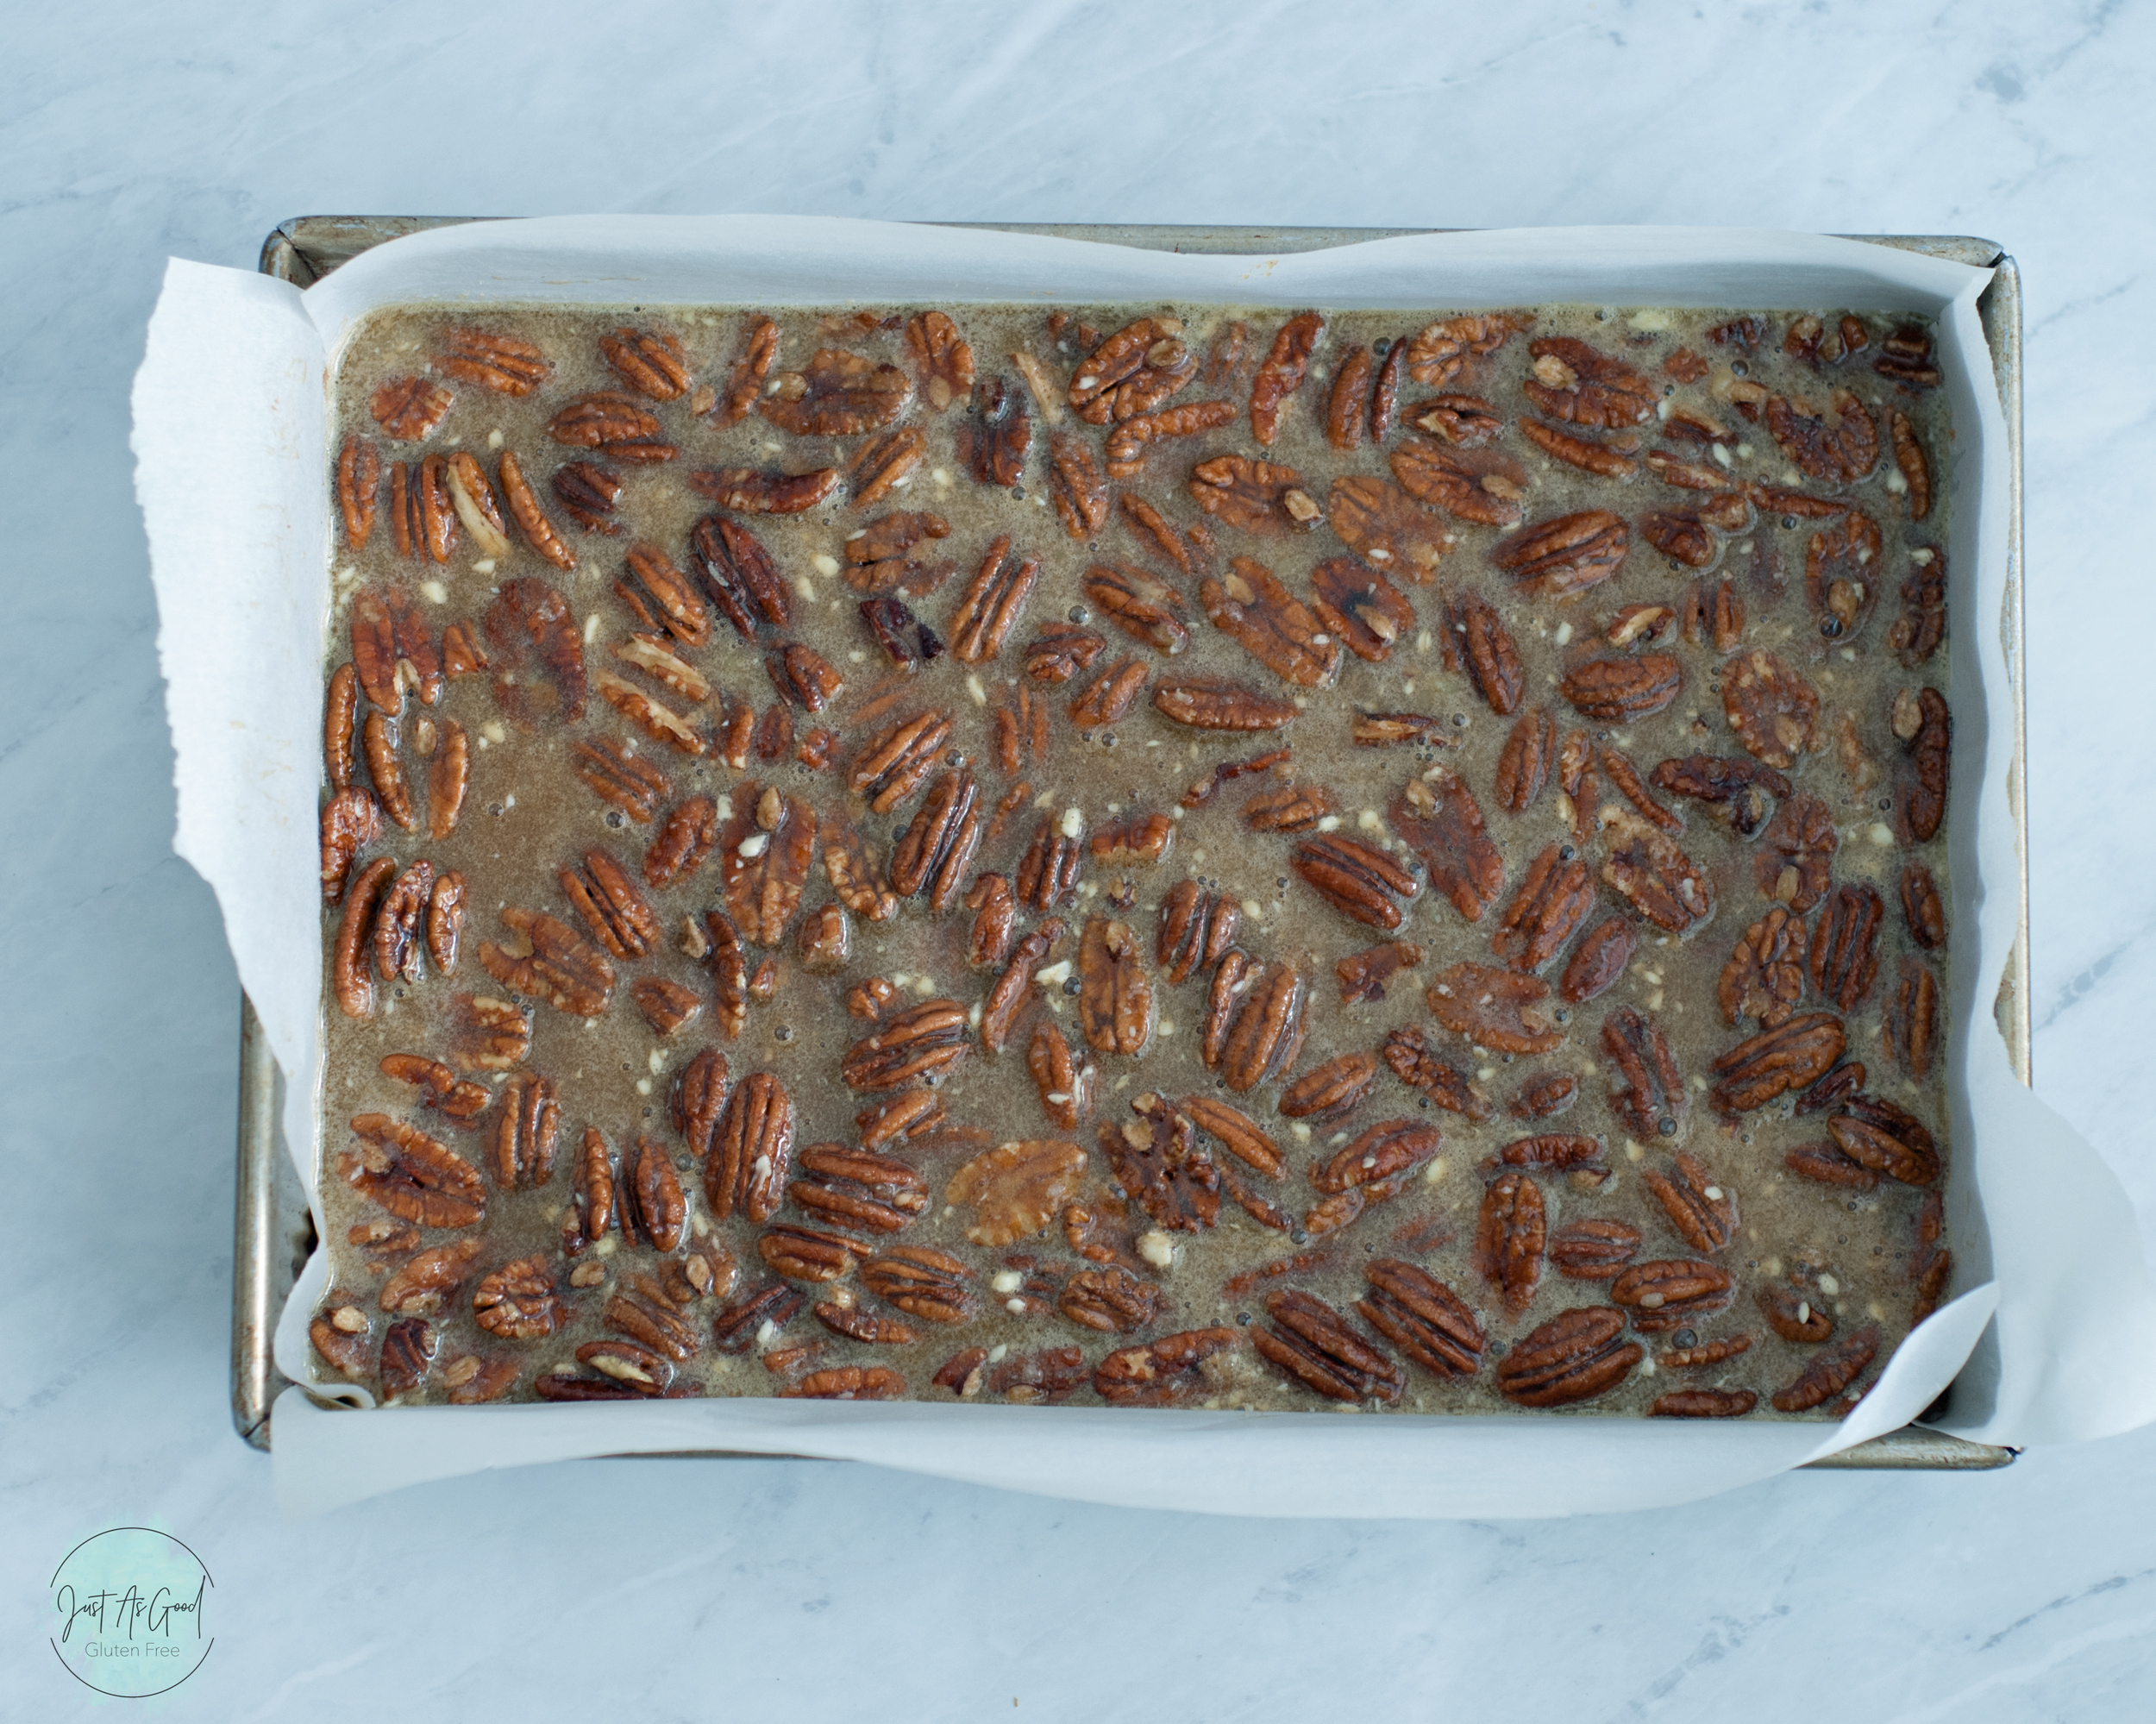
[1550,1219,1641,1280]
[1106,399,1237,479]
[1560,654,1681,723]
[1426,962,1563,1056]
[1520,417,1638,479]
[1708,647,1817,768]
[1092,1327,1236,1405]
[1409,391,1501,447]
[548,392,674,461]
[690,465,840,515]
[1250,310,1324,445]
[858,1246,974,1324]
[337,440,379,549]
[1388,768,1502,922]
[1291,832,1423,932]
[1017,816,1085,911]
[1600,807,1714,934]
[1890,545,1947,669]
[757,348,912,436]
[1079,917,1154,1056]
[1496,707,1557,812]
[484,576,586,727]
[1652,1389,1758,1419]
[1152,676,1299,731]
[368,860,432,985]
[949,536,1040,663]
[372,375,453,441]
[1219,962,1307,1093]
[1901,686,1951,842]
[1356,1260,1483,1378]
[1720,907,1808,1026]
[1496,1307,1641,1407]
[557,848,658,960]
[1326,475,1452,579]
[946,1139,1087,1247]
[1493,844,1595,972]
[378,1239,482,1315]
[478,907,616,1016]
[842,998,970,1091]
[702,1069,793,1224]
[1256,1288,1403,1404]
[1157,881,1239,984]
[1524,337,1656,429]
[981,919,1061,1053]
[1189,454,1313,534]
[1507,1073,1578,1120]
[1803,509,1886,644]
[381,1053,489,1124]
[1200,557,1341,688]
[1406,313,1527,386]
[320,787,383,905]
[1884,959,1940,1080]
[1830,1089,1941,1186]
[1765,390,1878,482]
[1711,1012,1846,1112]
[470,1256,564,1340]
[767,643,845,713]
[1602,1006,1683,1141]
[1084,563,1189,655]
[1390,438,1526,528]
[572,737,667,823]
[1280,1051,1380,1123]
[1651,754,1790,837]
[1612,1259,1733,1332]
[1028,1019,1092,1129]
[1771,1327,1880,1413]
[343,1114,486,1228]
[1890,410,1932,520]
[1756,792,1838,912]
[1336,940,1421,1005]
[1490,510,1629,599]
[445,992,529,1073]
[1450,590,1525,715]
[954,373,1032,488]
[1326,345,1374,451]
[437,326,550,395]
[333,856,397,1017]
[686,515,791,637]
[1809,885,1883,1010]
[1559,917,1634,1005]
[1025,622,1105,685]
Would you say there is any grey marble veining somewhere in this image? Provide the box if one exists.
[4,0,2154,1716]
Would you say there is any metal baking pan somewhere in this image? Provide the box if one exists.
[233,216,2028,1472]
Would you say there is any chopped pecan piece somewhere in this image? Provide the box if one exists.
[1506,1072,1577,1120]
[1497,1307,1641,1407]
[1336,940,1421,1005]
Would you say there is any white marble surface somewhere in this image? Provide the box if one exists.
[5,1,2154,1716]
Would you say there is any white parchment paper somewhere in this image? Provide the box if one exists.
[131,217,2156,1519]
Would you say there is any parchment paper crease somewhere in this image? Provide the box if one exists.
[130,217,2156,1519]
